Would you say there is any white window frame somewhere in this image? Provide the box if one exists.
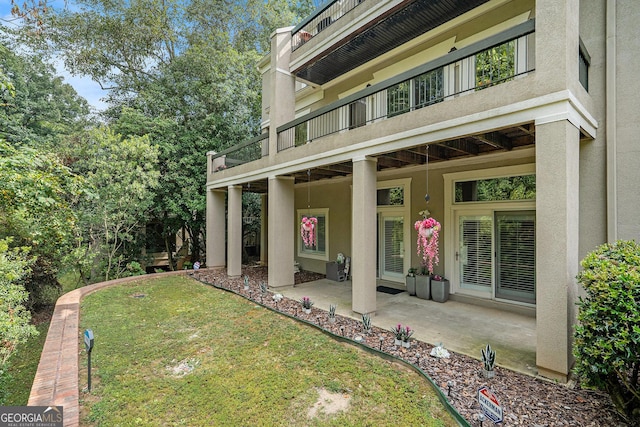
[377,178,412,282]
[443,164,535,300]
[297,208,329,261]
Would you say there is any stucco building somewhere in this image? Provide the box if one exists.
[206,0,640,381]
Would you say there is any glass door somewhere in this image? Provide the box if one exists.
[495,211,536,303]
[457,214,493,293]
[379,214,405,281]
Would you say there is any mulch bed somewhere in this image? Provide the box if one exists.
[194,266,626,426]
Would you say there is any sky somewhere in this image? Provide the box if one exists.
[0,1,108,111]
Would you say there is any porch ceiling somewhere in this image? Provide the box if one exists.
[240,122,536,193]
[294,0,490,85]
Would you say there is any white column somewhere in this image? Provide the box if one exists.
[268,28,295,157]
[351,156,378,315]
[206,189,226,268]
[227,185,243,277]
[535,119,581,382]
[268,176,295,287]
[260,194,268,266]
[268,177,297,287]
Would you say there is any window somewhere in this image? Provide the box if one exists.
[294,122,307,146]
[579,39,590,91]
[414,68,444,109]
[475,41,515,89]
[455,174,535,203]
[387,81,410,117]
[377,186,404,206]
[297,208,329,260]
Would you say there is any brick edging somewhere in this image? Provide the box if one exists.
[28,271,188,427]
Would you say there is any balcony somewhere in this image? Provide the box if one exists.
[209,20,536,185]
[291,0,492,85]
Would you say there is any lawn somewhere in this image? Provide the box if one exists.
[2,269,80,406]
[79,275,459,426]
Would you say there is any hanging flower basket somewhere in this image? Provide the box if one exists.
[414,217,440,274]
[300,216,318,248]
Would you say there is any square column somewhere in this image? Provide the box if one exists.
[227,185,243,277]
[260,194,268,265]
[351,156,377,315]
[206,189,226,268]
[535,119,581,381]
[268,176,295,287]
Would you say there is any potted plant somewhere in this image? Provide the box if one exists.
[391,323,404,346]
[402,325,414,348]
[300,296,314,314]
[326,252,347,281]
[481,344,496,379]
[328,304,337,323]
[431,274,450,303]
[415,266,431,300]
[405,268,417,296]
[361,313,372,334]
[414,214,440,300]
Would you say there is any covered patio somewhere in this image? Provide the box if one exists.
[275,277,537,377]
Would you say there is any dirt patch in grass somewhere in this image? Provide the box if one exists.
[307,387,351,419]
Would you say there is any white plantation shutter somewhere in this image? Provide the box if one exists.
[496,212,535,303]
[383,217,404,276]
[459,216,493,288]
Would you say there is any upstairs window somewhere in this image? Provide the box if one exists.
[414,68,444,109]
[387,81,410,117]
[579,38,590,91]
[476,41,516,88]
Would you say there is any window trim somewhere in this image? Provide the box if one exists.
[297,208,329,261]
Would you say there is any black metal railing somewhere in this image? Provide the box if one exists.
[291,0,366,51]
[278,21,535,152]
[209,21,536,172]
[209,133,268,172]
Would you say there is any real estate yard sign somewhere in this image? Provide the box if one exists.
[478,386,504,423]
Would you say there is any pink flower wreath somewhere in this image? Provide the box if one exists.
[414,217,440,274]
[300,216,318,247]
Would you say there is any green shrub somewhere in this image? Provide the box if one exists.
[574,240,640,423]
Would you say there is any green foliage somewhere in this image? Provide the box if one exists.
[0,42,90,149]
[68,127,160,282]
[0,239,38,371]
[0,140,81,305]
[574,240,640,423]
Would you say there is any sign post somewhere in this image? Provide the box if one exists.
[84,329,94,392]
[477,386,503,424]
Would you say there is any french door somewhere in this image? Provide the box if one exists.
[457,211,535,304]
[378,213,405,282]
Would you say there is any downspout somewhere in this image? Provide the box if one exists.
[606,0,617,242]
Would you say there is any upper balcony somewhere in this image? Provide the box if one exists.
[291,0,492,85]
[208,19,537,187]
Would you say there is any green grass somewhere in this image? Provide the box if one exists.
[79,276,458,426]
[2,269,83,405]
[2,322,49,405]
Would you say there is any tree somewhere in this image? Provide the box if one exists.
[0,140,81,308]
[68,127,160,282]
[574,240,640,423]
[20,0,316,266]
[0,42,90,150]
[0,238,37,403]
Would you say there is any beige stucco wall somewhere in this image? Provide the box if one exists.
[293,152,535,280]
[611,1,640,241]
